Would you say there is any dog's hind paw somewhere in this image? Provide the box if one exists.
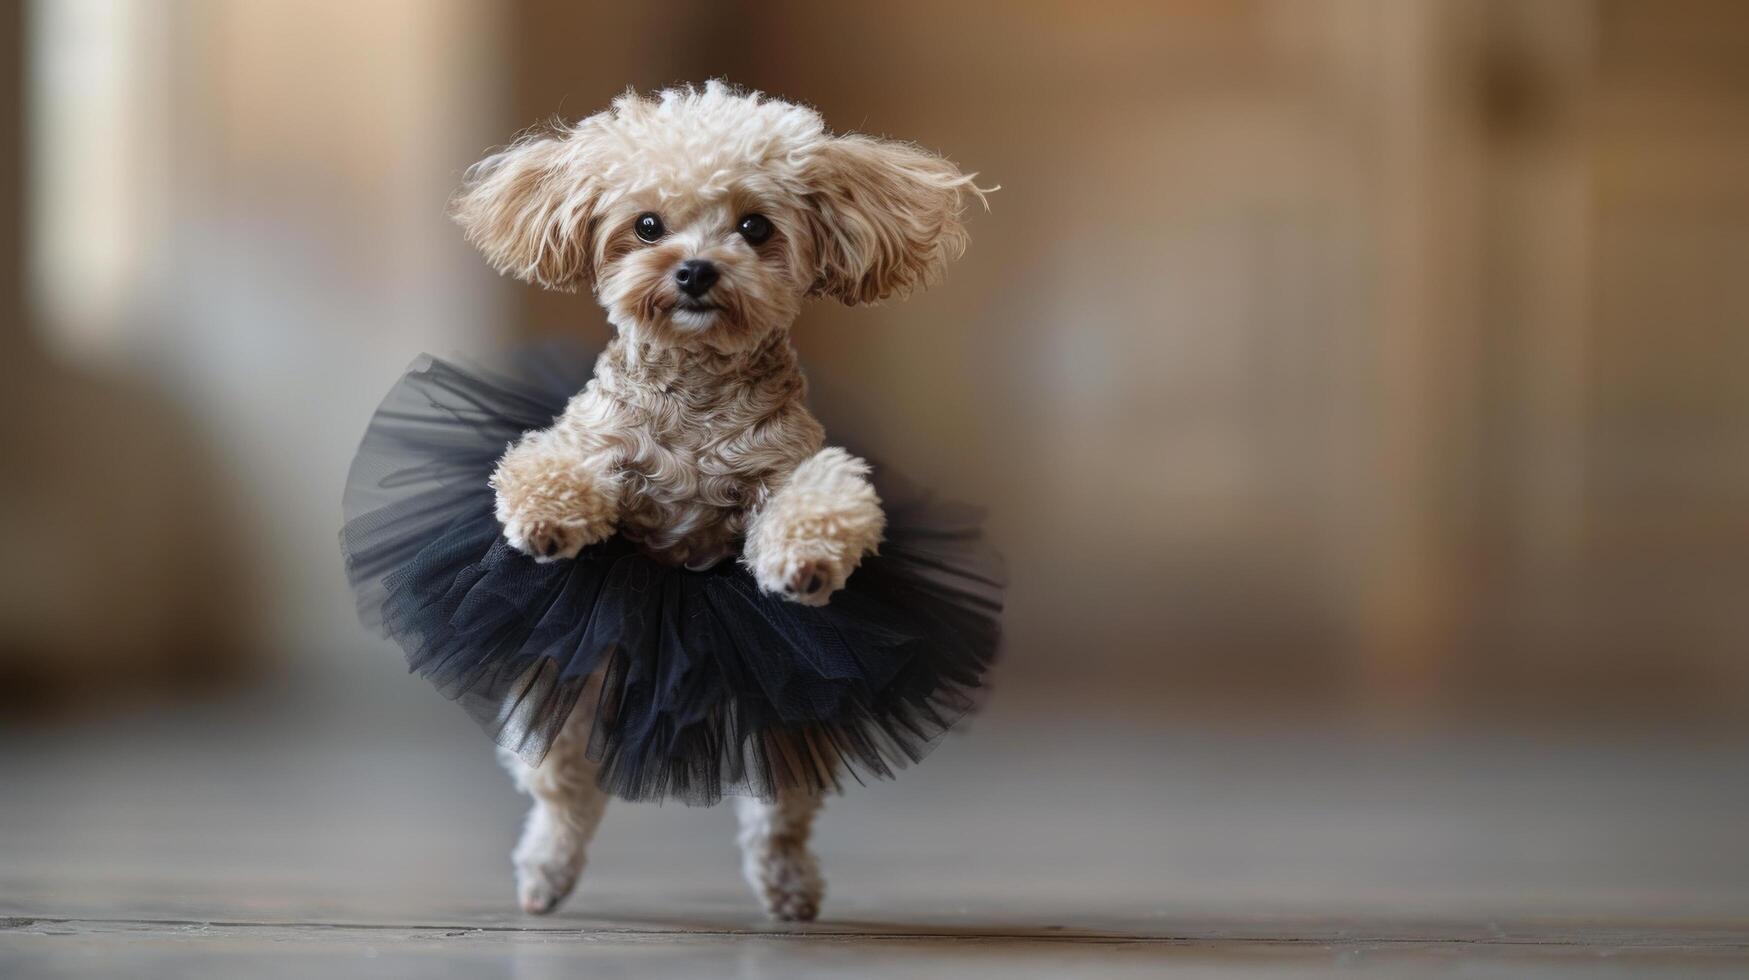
[514,851,582,915]
[516,871,572,915]
[512,812,587,915]
[749,845,824,922]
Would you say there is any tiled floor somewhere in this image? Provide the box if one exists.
[3,692,1747,977]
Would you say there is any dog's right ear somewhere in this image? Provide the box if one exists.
[450,127,602,292]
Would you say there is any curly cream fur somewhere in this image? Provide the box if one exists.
[744,447,885,605]
[461,80,986,918]
[491,435,621,561]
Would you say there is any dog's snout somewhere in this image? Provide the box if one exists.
[674,259,719,298]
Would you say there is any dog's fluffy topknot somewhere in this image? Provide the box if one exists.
[583,81,830,204]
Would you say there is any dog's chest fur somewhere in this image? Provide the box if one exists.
[591,334,824,568]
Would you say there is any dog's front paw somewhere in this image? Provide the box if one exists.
[745,448,884,606]
[756,545,857,607]
[491,451,615,563]
[500,513,597,562]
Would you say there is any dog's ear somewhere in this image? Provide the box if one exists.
[803,135,988,306]
[450,127,603,291]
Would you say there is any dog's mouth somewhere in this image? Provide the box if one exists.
[650,294,737,332]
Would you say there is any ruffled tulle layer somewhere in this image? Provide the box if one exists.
[340,348,1003,804]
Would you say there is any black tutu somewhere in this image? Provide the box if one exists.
[340,347,1003,805]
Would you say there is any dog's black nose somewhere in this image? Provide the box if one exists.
[674,259,719,297]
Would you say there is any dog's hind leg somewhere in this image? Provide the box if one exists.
[735,788,826,921]
[498,687,609,915]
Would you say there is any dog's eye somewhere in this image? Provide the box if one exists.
[634,213,665,243]
[737,214,773,246]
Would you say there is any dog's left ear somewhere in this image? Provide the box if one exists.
[803,135,988,306]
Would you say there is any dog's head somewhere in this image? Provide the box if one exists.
[452,81,987,353]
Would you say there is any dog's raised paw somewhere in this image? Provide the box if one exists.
[502,515,590,563]
[781,559,840,606]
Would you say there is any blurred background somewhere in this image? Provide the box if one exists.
[4,0,1746,725]
[5,3,1749,973]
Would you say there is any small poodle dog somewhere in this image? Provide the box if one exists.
[449,81,986,919]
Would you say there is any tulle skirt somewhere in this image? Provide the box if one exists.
[340,347,1003,805]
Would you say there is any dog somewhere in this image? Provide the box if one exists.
[449,80,986,920]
